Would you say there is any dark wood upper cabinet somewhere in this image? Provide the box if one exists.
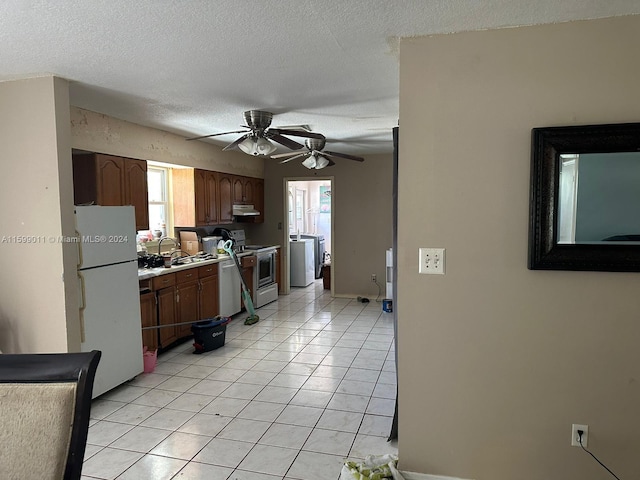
[124,159,149,231]
[75,153,264,229]
[232,175,256,205]
[232,175,244,204]
[242,177,254,205]
[72,153,149,231]
[218,173,234,224]
[173,168,221,226]
[96,155,125,206]
[204,170,219,225]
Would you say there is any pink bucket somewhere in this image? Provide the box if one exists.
[142,347,157,373]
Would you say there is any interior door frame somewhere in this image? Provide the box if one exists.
[282,176,334,296]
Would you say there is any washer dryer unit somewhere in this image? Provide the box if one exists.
[289,234,325,279]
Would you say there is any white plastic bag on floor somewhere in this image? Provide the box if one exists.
[340,454,405,480]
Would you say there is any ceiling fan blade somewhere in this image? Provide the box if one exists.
[278,153,308,164]
[186,129,248,141]
[268,133,304,150]
[323,150,365,162]
[222,133,251,151]
[269,128,324,140]
[271,151,306,159]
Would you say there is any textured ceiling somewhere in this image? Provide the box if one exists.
[2,1,639,155]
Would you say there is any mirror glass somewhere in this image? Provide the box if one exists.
[558,152,640,244]
[528,122,640,271]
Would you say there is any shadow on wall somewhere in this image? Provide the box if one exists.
[0,314,15,353]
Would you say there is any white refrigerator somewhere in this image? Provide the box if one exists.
[290,239,315,287]
[76,206,143,398]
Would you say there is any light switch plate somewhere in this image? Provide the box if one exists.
[419,248,445,274]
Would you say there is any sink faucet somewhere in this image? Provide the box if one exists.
[157,237,178,255]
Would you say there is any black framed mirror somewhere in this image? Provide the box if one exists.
[528,122,640,271]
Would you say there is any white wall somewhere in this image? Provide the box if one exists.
[398,15,640,479]
[0,76,78,353]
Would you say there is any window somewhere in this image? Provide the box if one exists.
[288,190,295,233]
[296,189,306,233]
[147,167,169,236]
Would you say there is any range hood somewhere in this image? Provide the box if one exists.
[232,204,260,216]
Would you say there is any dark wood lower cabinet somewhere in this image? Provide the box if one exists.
[199,271,219,319]
[177,280,199,338]
[157,286,178,348]
[140,291,158,351]
[140,264,222,352]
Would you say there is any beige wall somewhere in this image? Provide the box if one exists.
[71,107,263,177]
[0,76,78,353]
[398,16,640,479]
[257,153,393,297]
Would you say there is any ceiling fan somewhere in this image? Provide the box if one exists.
[186,110,324,156]
[271,136,365,169]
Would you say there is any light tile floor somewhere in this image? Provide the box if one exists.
[83,280,398,480]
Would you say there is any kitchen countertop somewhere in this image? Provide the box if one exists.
[137,251,253,280]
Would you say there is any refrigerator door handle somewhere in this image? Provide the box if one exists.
[75,229,83,268]
[77,272,86,343]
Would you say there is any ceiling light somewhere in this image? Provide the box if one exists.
[315,156,330,169]
[302,154,317,169]
[238,136,276,156]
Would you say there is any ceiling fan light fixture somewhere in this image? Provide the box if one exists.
[315,156,330,169]
[238,136,277,156]
[302,154,317,169]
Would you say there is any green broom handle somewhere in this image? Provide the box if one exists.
[222,240,256,316]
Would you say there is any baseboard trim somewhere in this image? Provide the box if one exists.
[402,471,473,480]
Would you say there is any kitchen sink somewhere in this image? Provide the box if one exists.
[171,253,218,265]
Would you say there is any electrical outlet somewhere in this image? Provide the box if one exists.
[418,248,445,275]
[371,274,377,283]
[571,424,588,447]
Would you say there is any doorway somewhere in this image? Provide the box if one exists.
[282,178,333,295]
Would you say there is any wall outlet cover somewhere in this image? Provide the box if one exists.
[419,248,445,275]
